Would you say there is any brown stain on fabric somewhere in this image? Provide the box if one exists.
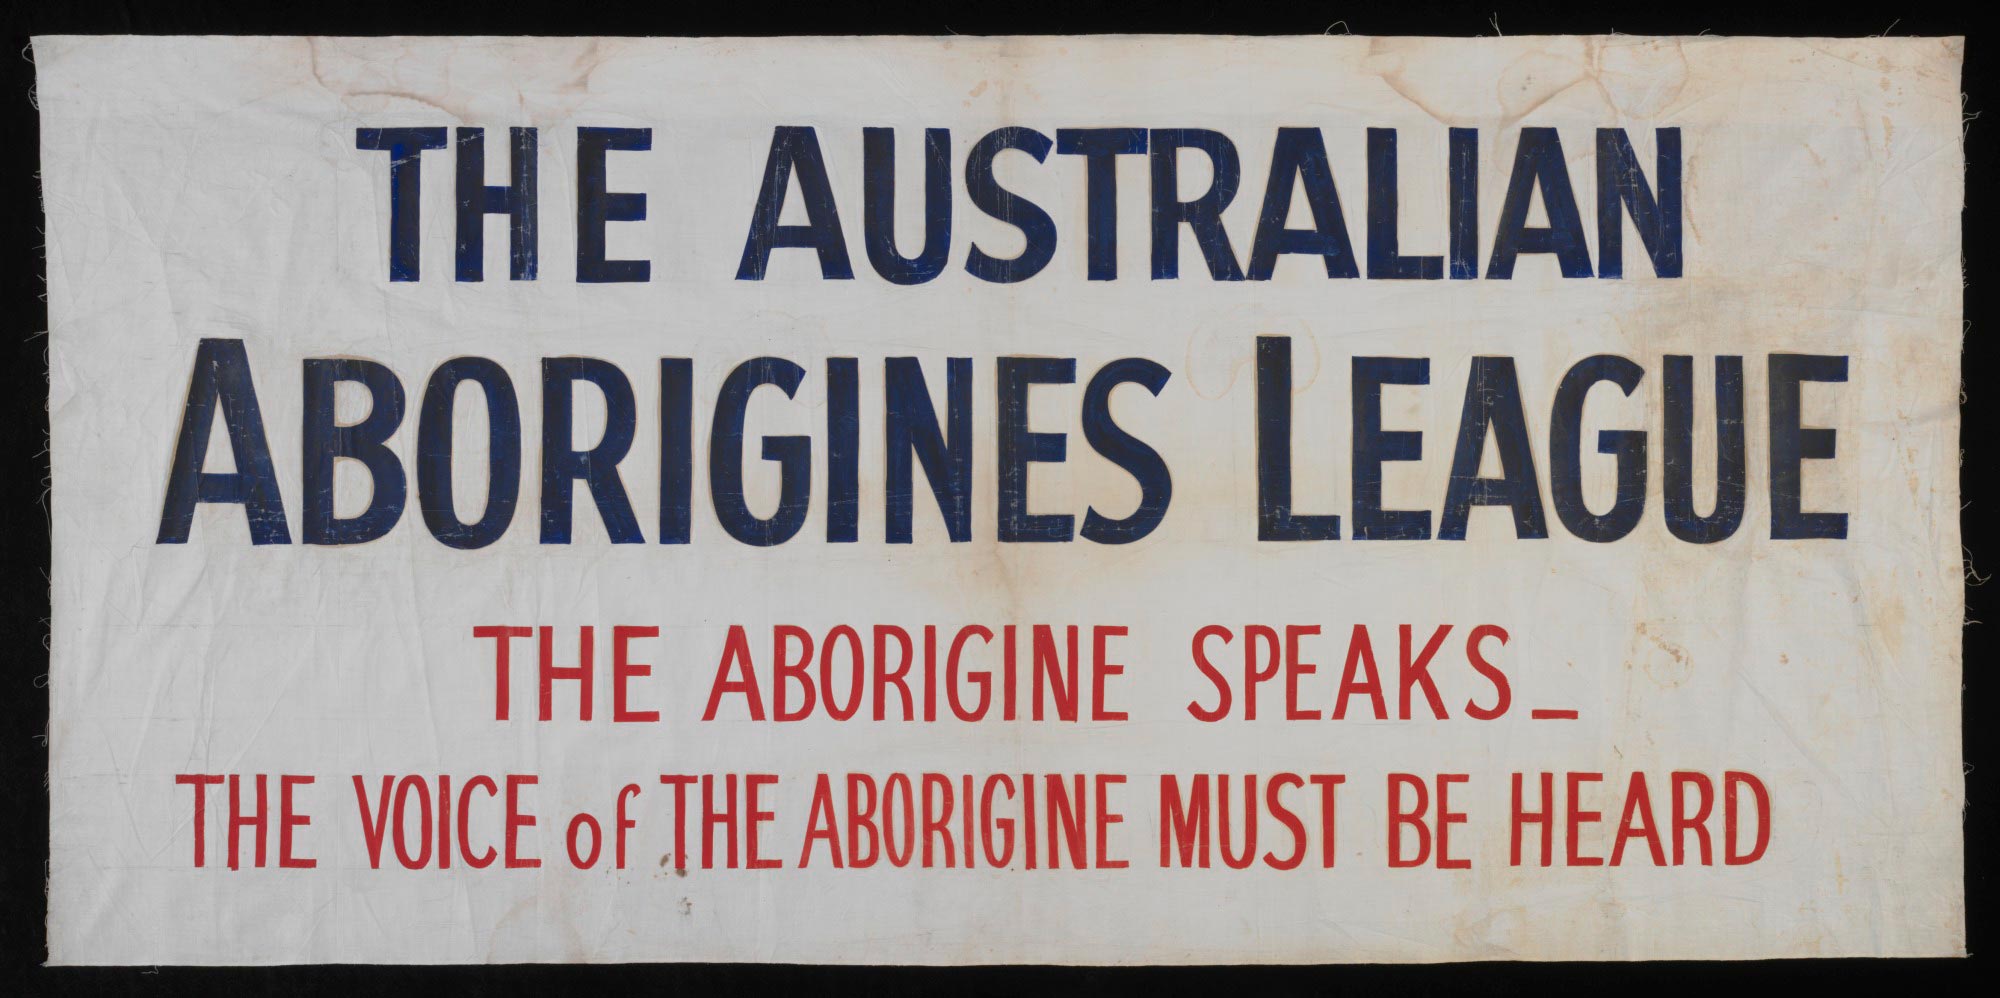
[1631,621,1692,688]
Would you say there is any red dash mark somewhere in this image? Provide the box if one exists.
[1530,709,1579,720]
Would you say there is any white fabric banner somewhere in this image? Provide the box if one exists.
[39,35,1965,964]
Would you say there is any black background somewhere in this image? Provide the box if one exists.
[1,2,1986,993]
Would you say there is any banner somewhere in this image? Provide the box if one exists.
[38,34,1965,963]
